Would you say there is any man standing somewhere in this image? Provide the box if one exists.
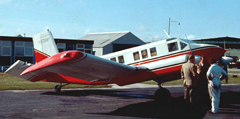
[207,58,228,113]
[181,55,198,105]
[196,56,209,104]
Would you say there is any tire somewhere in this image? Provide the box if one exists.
[154,88,171,102]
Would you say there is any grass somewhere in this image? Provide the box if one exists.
[0,73,110,90]
[141,74,240,85]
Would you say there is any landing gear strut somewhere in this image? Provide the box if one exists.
[54,83,69,92]
[154,80,171,102]
[55,84,62,92]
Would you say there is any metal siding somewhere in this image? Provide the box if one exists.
[93,47,103,56]
[103,43,113,55]
[112,32,145,45]
[79,32,134,47]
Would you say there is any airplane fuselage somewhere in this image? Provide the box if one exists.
[101,38,225,83]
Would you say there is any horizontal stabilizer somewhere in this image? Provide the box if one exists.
[4,60,35,80]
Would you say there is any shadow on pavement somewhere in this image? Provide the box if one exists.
[42,90,240,118]
[102,96,209,119]
[41,90,154,99]
[219,91,240,114]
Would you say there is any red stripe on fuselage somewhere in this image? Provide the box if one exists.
[131,47,225,67]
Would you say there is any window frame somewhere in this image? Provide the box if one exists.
[57,43,66,52]
[15,41,33,57]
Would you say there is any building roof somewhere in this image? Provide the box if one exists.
[193,36,240,44]
[79,31,141,47]
[0,36,93,44]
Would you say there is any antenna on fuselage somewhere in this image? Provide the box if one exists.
[185,35,194,56]
[164,29,171,38]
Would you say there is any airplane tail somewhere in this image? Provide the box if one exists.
[32,30,59,63]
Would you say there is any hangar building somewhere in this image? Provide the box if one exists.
[193,36,240,49]
[0,35,93,72]
[79,31,146,56]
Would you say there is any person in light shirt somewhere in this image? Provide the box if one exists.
[207,58,228,113]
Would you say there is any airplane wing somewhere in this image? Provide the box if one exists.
[6,50,157,86]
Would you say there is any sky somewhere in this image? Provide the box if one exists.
[0,0,240,42]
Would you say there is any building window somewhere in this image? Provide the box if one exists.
[76,44,92,54]
[57,43,66,52]
[76,44,84,52]
[133,51,140,61]
[0,40,11,56]
[150,47,157,57]
[141,49,148,59]
[84,44,92,54]
[15,41,33,56]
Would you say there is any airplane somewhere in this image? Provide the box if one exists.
[5,30,233,101]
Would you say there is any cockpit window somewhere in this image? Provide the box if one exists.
[167,42,179,52]
[180,42,187,50]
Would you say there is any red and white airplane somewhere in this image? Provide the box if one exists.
[5,30,232,99]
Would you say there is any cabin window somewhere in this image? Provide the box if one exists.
[180,42,187,50]
[133,51,140,61]
[150,47,157,57]
[141,49,148,59]
[168,42,179,52]
[118,55,124,63]
[110,57,116,62]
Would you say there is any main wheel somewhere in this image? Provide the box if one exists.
[154,88,171,102]
[55,85,61,92]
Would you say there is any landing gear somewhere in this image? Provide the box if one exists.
[154,80,171,102]
[55,85,62,92]
[54,83,69,92]
[154,87,171,102]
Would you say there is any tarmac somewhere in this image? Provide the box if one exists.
[0,84,240,119]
